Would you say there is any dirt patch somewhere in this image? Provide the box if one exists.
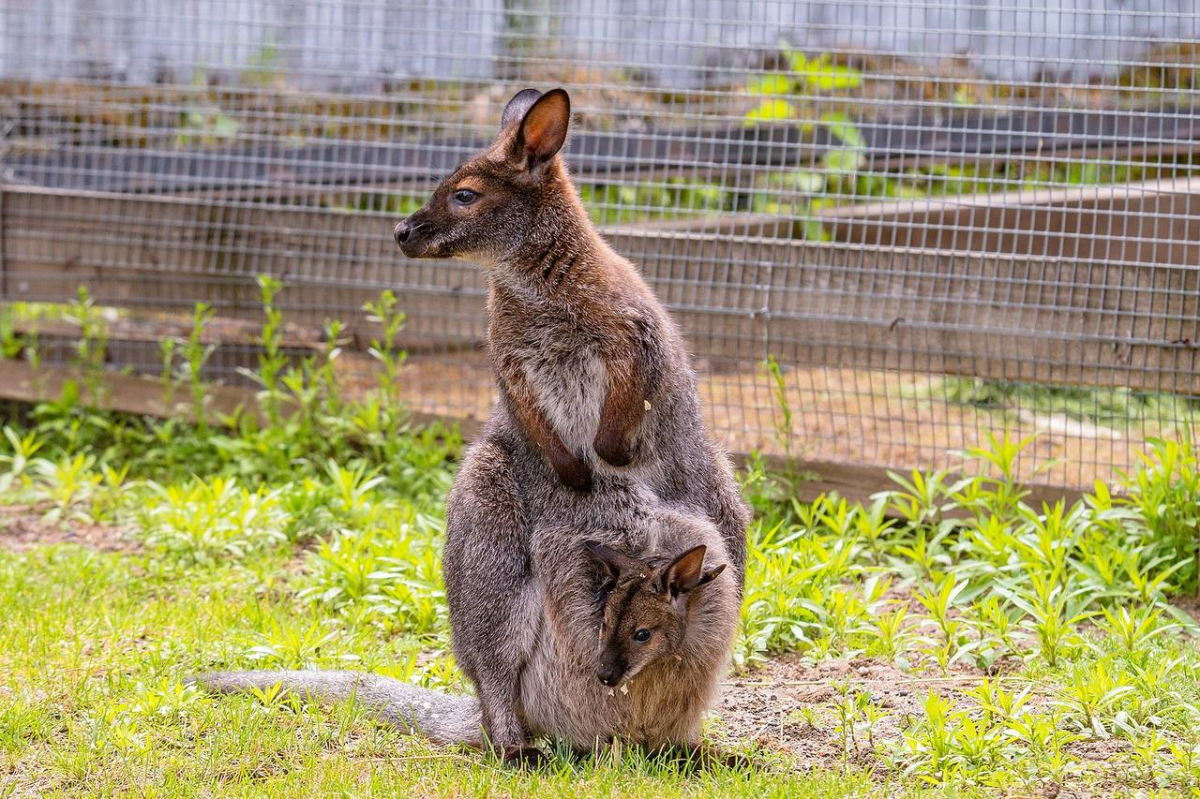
[713,656,984,768]
[0,508,138,554]
[352,350,1168,491]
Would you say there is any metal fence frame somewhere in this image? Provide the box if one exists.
[2,0,1198,494]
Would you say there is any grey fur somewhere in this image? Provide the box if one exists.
[191,503,737,752]
[188,670,483,746]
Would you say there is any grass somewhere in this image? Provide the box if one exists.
[2,287,1200,796]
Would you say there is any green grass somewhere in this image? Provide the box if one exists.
[6,418,1200,797]
[3,287,1200,796]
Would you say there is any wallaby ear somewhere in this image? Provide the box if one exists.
[510,88,570,171]
[585,540,626,581]
[500,88,543,130]
[661,545,710,597]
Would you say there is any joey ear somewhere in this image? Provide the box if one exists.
[500,88,543,130]
[661,545,711,596]
[510,88,570,171]
[585,540,627,581]
[696,563,726,589]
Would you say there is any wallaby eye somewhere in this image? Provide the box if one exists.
[632,629,652,644]
[452,188,479,205]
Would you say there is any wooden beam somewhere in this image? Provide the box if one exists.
[1,186,487,351]
[0,358,1081,508]
[821,175,1200,267]
[0,358,260,426]
[5,186,1198,395]
[609,225,1200,395]
[8,103,1198,194]
[748,453,1085,510]
[0,358,476,437]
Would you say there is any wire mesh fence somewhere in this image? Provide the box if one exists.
[2,0,1198,492]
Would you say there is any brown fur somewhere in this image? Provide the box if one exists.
[396,88,673,489]
[399,87,752,752]
[193,88,750,765]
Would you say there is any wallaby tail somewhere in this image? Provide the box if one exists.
[190,670,483,748]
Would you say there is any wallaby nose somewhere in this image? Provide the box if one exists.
[394,219,413,246]
[598,668,618,687]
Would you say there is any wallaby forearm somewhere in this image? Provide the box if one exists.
[189,670,483,747]
[593,354,646,467]
[594,317,667,468]
[495,359,592,491]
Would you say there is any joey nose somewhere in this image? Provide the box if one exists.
[598,668,618,687]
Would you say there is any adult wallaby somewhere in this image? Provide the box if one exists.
[394,87,750,754]
[192,506,738,758]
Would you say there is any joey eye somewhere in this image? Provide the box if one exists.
[452,189,479,205]
[632,629,652,644]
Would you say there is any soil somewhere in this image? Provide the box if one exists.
[349,350,1166,491]
[714,656,982,768]
[0,507,137,554]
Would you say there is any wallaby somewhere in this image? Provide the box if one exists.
[192,505,738,759]
[394,87,750,753]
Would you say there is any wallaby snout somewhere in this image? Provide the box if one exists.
[394,215,435,258]
[393,218,413,246]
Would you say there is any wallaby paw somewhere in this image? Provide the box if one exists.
[551,453,593,492]
[592,431,635,468]
[500,745,552,771]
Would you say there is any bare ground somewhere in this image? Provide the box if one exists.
[343,351,1168,490]
[717,656,976,767]
[0,508,136,553]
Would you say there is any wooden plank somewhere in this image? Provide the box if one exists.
[0,358,261,426]
[0,358,1080,508]
[821,176,1200,267]
[1,187,487,351]
[5,187,1198,395]
[0,358,476,437]
[750,453,1085,511]
[611,226,1200,395]
[8,104,1199,195]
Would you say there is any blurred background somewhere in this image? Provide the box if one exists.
[1,0,1197,496]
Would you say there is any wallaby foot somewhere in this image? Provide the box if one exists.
[645,743,752,773]
[497,744,552,771]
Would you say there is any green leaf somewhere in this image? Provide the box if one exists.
[743,99,799,126]
[822,147,866,175]
[820,112,866,149]
[784,48,811,75]
[799,218,832,242]
[801,57,864,91]
[212,114,240,138]
[789,170,826,194]
[745,73,794,97]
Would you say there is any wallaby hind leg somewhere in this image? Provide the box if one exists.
[444,437,539,751]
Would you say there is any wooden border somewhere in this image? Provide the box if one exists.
[9,103,1199,194]
[4,185,1197,395]
[0,358,1081,508]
